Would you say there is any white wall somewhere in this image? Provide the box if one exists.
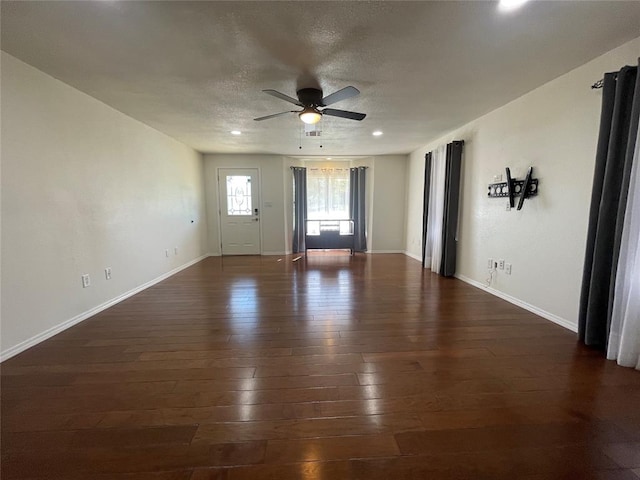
[404,36,640,330]
[405,151,428,261]
[1,53,208,359]
[203,154,289,255]
[370,155,407,252]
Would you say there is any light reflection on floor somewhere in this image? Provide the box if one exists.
[228,277,259,328]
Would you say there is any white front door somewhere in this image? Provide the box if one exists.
[219,168,261,255]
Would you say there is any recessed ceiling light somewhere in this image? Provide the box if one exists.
[372,131,383,137]
[498,0,529,12]
[230,130,242,135]
[326,157,332,160]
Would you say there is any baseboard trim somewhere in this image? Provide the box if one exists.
[367,250,405,254]
[0,255,209,362]
[454,273,578,333]
[403,251,422,263]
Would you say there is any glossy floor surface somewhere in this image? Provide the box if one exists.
[2,254,640,479]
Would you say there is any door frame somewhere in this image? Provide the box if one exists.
[216,167,263,255]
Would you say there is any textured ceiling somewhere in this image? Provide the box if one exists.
[2,1,640,156]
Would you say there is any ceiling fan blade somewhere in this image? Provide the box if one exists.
[322,108,366,121]
[254,111,294,121]
[321,86,360,106]
[262,89,303,107]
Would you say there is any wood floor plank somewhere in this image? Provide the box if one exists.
[192,413,422,443]
[18,472,193,480]
[2,254,639,478]
[70,425,198,448]
[345,445,622,479]
[264,434,400,463]
[173,373,358,393]
[394,422,635,455]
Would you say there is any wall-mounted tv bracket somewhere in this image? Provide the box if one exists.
[487,166,538,210]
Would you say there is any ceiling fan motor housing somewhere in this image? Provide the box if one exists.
[297,88,324,107]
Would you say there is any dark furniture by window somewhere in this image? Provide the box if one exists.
[305,220,354,254]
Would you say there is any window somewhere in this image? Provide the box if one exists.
[226,175,252,215]
[307,167,350,220]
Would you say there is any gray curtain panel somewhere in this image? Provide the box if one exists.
[579,60,640,348]
[291,167,307,254]
[421,152,433,269]
[440,141,464,277]
[349,167,367,252]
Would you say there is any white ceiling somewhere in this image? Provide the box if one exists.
[2,1,640,156]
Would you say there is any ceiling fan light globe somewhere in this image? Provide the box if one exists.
[299,110,322,124]
[498,0,528,11]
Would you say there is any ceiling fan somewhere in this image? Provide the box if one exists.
[254,86,366,124]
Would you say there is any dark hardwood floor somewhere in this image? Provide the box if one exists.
[2,254,640,479]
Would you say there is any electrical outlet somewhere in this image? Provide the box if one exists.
[174,247,178,255]
[81,274,90,288]
[498,259,505,270]
[165,249,170,258]
[488,258,494,269]
[505,263,512,275]
[506,202,511,211]
[105,267,112,280]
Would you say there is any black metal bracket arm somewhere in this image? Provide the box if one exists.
[505,167,514,209]
[487,166,538,210]
[517,167,534,211]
